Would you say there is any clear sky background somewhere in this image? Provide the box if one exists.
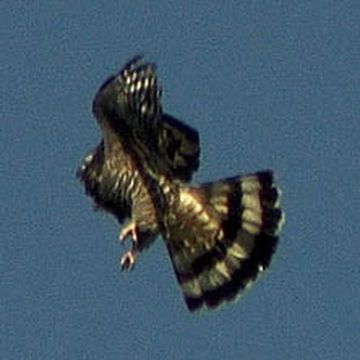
[2,2,359,359]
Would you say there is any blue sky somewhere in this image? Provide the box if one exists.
[2,2,359,359]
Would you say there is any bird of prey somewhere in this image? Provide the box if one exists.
[77,56,284,312]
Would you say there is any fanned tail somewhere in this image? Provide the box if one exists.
[166,170,284,312]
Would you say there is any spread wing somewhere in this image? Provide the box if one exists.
[165,171,284,311]
[92,56,200,181]
[118,56,200,181]
[77,56,200,233]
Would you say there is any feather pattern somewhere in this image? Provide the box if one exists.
[77,56,284,311]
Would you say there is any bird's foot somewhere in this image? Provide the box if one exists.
[119,221,138,244]
[120,250,137,271]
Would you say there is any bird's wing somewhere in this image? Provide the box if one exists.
[93,56,200,182]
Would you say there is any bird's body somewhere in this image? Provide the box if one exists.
[77,56,284,311]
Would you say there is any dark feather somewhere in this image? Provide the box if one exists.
[77,56,284,312]
[165,171,284,311]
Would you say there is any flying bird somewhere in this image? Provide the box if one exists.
[77,56,284,312]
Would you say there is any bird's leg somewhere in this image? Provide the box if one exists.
[119,220,139,271]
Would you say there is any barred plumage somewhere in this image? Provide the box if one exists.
[77,56,284,312]
[164,171,284,311]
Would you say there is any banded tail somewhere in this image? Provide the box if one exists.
[165,171,284,312]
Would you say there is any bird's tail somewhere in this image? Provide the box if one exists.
[166,170,284,311]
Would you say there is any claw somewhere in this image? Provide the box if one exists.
[120,250,137,271]
[119,221,138,243]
